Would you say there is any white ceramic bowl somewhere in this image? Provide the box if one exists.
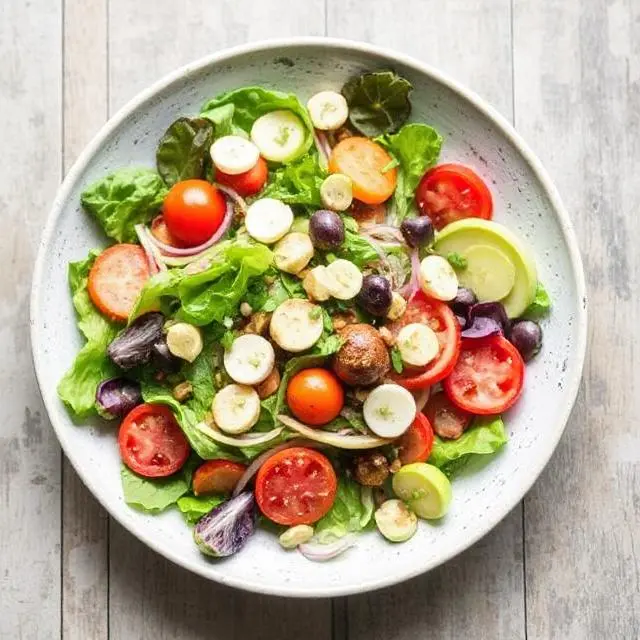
[30,38,587,597]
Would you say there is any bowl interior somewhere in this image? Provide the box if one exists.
[31,40,585,597]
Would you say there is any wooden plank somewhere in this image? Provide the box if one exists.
[513,0,640,637]
[327,2,526,638]
[61,0,110,639]
[105,2,331,638]
[0,0,63,638]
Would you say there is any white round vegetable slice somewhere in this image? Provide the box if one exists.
[302,265,333,302]
[363,383,417,438]
[269,298,324,352]
[212,384,261,434]
[397,323,439,367]
[419,255,459,301]
[306,91,349,131]
[250,110,307,163]
[210,135,260,175]
[324,259,363,300]
[223,333,275,385]
[320,174,353,211]
[273,232,314,274]
[245,198,294,244]
[165,322,203,362]
[374,499,418,542]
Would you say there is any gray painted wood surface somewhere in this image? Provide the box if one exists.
[0,0,637,638]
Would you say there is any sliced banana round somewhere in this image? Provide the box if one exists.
[363,383,417,438]
[223,333,275,385]
[165,323,203,362]
[245,198,294,244]
[273,232,314,274]
[397,322,439,367]
[302,265,333,302]
[374,499,418,543]
[324,259,363,300]
[250,110,307,163]
[270,298,324,352]
[320,174,353,211]
[212,384,261,434]
[419,255,459,301]
[210,135,260,175]
[307,91,349,131]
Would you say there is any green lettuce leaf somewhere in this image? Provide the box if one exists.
[156,117,213,187]
[341,71,413,137]
[200,86,314,161]
[429,415,508,478]
[378,123,442,221]
[523,282,552,319]
[57,251,119,418]
[260,153,326,206]
[177,494,224,524]
[337,216,380,267]
[314,477,374,543]
[81,168,167,242]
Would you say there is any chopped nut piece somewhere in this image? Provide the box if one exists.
[378,326,396,347]
[389,458,402,474]
[353,452,390,487]
[256,367,281,399]
[386,292,407,321]
[243,311,271,336]
[331,310,358,331]
[172,381,193,403]
[240,302,253,317]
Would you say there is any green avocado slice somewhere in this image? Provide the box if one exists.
[434,219,537,317]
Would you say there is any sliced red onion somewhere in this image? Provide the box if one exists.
[148,199,234,257]
[467,301,510,337]
[134,225,161,274]
[313,130,329,170]
[400,249,421,299]
[213,183,247,215]
[298,535,356,562]
[461,316,503,339]
[361,224,405,244]
[412,386,431,413]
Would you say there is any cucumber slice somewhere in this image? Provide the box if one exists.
[250,110,307,163]
[392,463,452,520]
[459,244,516,301]
[374,499,418,542]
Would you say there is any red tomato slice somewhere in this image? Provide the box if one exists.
[150,214,187,248]
[193,460,247,496]
[118,404,190,478]
[397,413,435,464]
[416,163,493,230]
[216,157,268,197]
[387,292,461,390]
[423,390,472,440]
[88,244,150,322]
[255,447,337,526]
[443,336,525,415]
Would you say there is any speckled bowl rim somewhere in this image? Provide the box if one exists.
[30,37,587,598]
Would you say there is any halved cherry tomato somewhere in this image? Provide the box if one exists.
[416,163,493,230]
[387,292,461,390]
[443,336,525,415]
[163,179,226,246]
[286,368,344,426]
[193,460,247,496]
[424,390,472,440]
[118,404,190,478]
[255,447,338,525]
[216,157,268,197]
[397,413,435,464]
[328,137,397,205]
[150,214,186,248]
[88,244,150,322]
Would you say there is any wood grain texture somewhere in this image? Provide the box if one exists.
[327,2,526,638]
[61,0,110,638]
[0,0,62,638]
[513,1,640,638]
[105,2,331,638]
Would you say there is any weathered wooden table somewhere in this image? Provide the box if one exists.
[2,0,638,637]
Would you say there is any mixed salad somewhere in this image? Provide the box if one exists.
[59,70,551,560]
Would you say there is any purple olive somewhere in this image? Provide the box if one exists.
[309,210,345,250]
[510,320,542,361]
[400,217,434,248]
[95,378,142,420]
[357,274,393,317]
[450,287,477,317]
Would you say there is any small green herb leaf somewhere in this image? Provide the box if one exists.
[390,346,404,373]
[447,252,468,270]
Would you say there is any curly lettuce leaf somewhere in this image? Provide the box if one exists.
[314,477,374,543]
[260,153,326,206]
[378,123,442,222]
[200,86,314,161]
[81,168,167,242]
[177,494,224,525]
[523,282,552,319]
[337,216,380,267]
[57,251,119,418]
[429,415,508,478]
[342,70,412,137]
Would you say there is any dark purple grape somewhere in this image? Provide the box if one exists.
[400,217,434,248]
[510,320,542,361]
[450,287,478,316]
[309,209,345,250]
[95,378,142,420]
[107,312,164,369]
[357,274,392,316]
